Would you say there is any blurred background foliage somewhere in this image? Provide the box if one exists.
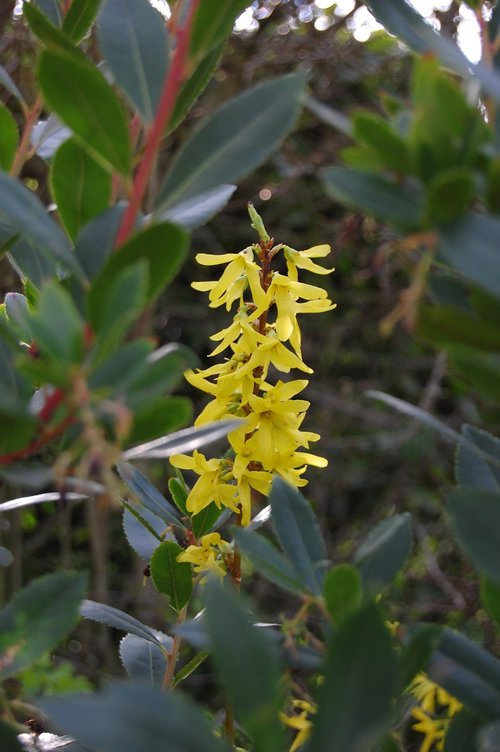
[1,0,496,691]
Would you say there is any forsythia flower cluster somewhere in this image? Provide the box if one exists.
[411,673,462,752]
[172,205,335,581]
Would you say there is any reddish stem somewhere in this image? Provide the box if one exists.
[10,95,43,177]
[38,389,65,423]
[0,415,75,465]
[114,0,199,248]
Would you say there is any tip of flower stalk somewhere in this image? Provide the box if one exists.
[248,202,270,243]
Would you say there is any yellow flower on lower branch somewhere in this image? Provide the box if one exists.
[281,700,316,752]
[177,532,227,582]
[411,673,462,752]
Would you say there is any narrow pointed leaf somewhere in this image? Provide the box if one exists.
[80,600,166,648]
[0,104,18,171]
[233,527,305,595]
[62,0,102,42]
[117,462,183,528]
[123,418,245,460]
[0,65,26,106]
[119,631,171,685]
[354,512,412,593]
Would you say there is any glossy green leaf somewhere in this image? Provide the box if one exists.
[323,564,363,625]
[74,203,125,281]
[117,462,183,529]
[41,681,226,752]
[204,579,284,752]
[448,487,500,583]
[150,541,193,611]
[91,222,189,308]
[34,0,62,25]
[158,71,306,211]
[0,172,75,272]
[352,111,411,173]
[122,505,169,561]
[233,527,304,594]
[62,0,102,42]
[51,138,111,242]
[0,65,26,106]
[323,166,423,229]
[0,719,23,752]
[157,184,237,229]
[270,476,327,595]
[438,213,500,299]
[88,339,152,393]
[119,631,171,685]
[98,0,168,122]
[444,708,483,752]
[38,49,131,174]
[80,599,166,648]
[169,44,224,133]
[0,571,87,678]
[128,396,192,446]
[424,168,475,225]
[30,280,84,362]
[354,513,412,593]
[481,577,500,630]
[24,3,87,59]
[190,0,249,63]
[169,476,188,516]
[190,501,223,539]
[456,426,500,492]
[0,104,17,171]
[310,601,396,752]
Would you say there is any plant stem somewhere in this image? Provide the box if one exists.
[162,605,188,689]
[115,0,199,247]
[10,95,43,178]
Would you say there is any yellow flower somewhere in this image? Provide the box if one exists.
[281,700,316,752]
[177,532,227,582]
[169,451,238,516]
[411,674,462,752]
[411,707,447,752]
[284,244,334,281]
[193,248,268,312]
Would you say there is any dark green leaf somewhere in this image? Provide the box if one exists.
[4,292,32,342]
[38,50,131,174]
[30,281,84,362]
[438,213,500,299]
[270,476,327,595]
[0,172,76,272]
[122,505,169,561]
[323,564,363,624]
[126,342,197,408]
[169,476,188,515]
[119,632,171,685]
[424,168,475,225]
[204,579,284,752]
[448,488,500,583]
[191,502,224,539]
[352,111,411,173]
[0,571,87,678]
[190,0,249,64]
[481,577,500,630]
[51,138,111,242]
[80,599,166,648]
[0,104,17,171]
[157,72,306,211]
[34,0,62,25]
[74,203,125,281]
[127,396,192,446]
[172,650,209,688]
[233,527,305,594]
[24,3,87,59]
[417,306,500,352]
[88,339,152,393]
[117,462,183,529]
[169,45,224,133]
[310,601,397,752]
[0,719,23,752]
[322,166,423,229]
[444,708,483,752]
[449,347,500,404]
[397,623,441,693]
[354,513,412,593]
[150,541,193,611]
[62,0,102,42]
[40,681,226,752]
[157,184,237,229]
[91,221,188,307]
[98,0,168,122]
[456,426,500,492]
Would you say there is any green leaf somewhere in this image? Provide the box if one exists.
[30,280,84,362]
[233,527,305,594]
[352,111,411,173]
[126,342,197,408]
[305,95,352,135]
[4,292,32,342]
[323,564,363,625]
[169,44,224,133]
[150,541,193,611]
[0,65,26,106]
[444,708,483,752]
[128,396,192,446]
[51,138,111,242]
[122,505,168,561]
[438,213,500,300]
[90,222,189,309]
[456,425,500,492]
[322,166,423,229]
[0,571,87,678]
[354,513,412,593]
[0,719,23,752]
[38,49,131,174]
[270,476,327,596]
[41,681,226,752]
[119,631,171,685]
[157,184,237,230]
[88,339,152,394]
[481,576,500,630]
[424,168,475,225]
[189,0,250,64]
[448,487,500,583]
[449,347,500,404]
[157,72,306,211]
[397,623,441,693]
[24,3,87,59]
[428,627,500,718]
[204,579,284,752]
[417,306,500,352]
[191,502,224,539]
[34,0,62,24]
[172,650,209,688]
[117,462,183,529]
[74,204,125,281]
[88,261,148,352]
[62,0,102,42]
[169,476,188,516]
[98,0,168,123]
[0,104,17,171]
[0,172,76,273]
[310,601,397,752]
[80,599,166,648]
